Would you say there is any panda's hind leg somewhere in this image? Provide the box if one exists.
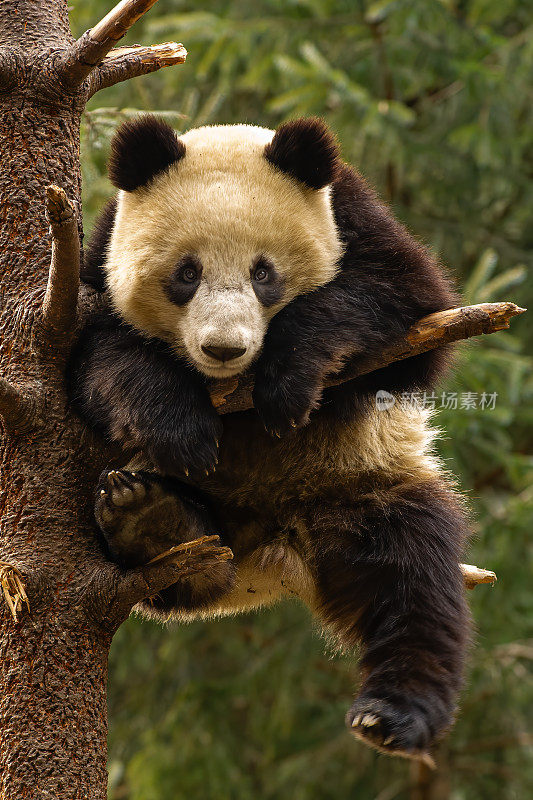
[311,480,470,761]
[95,469,235,615]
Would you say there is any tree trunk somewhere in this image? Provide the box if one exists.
[0,10,108,798]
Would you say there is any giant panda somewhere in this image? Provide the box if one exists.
[68,115,470,763]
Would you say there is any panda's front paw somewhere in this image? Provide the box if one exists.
[253,363,323,437]
[145,407,223,479]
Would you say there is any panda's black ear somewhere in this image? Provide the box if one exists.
[264,117,340,190]
[108,115,186,192]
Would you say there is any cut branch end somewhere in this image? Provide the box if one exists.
[0,562,30,622]
[209,302,526,414]
[109,535,234,618]
[105,41,187,67]
[90,42,187,95]
[0,378,40,434]
[461,563,497,590]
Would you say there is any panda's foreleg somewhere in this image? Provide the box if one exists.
[95,469,235,617]
[311,481,470,760]
[67,321,222,478]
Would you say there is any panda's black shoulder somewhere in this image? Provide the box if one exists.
[329,162,415,267]
[330,161,459,313]
[81,196,118,291]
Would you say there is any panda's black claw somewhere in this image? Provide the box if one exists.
[95,469,185,564]
[94,469,236,609]
[147,412,222,479]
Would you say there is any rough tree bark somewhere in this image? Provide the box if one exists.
[0,1,520,796]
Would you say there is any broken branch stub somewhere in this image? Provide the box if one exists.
[88,42,187,95]
[41,185,80,339]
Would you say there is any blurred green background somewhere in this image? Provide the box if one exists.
[70,1,532,797]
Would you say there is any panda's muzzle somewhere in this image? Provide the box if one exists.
[201,344,247,363]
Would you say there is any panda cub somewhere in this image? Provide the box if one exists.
[69,115,470,762]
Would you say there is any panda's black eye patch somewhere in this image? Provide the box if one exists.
[164,255,202,305]
[251,256,285,307]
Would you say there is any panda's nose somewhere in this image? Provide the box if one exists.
[201,344,247,362]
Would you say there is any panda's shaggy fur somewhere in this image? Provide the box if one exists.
[69,116,470,762]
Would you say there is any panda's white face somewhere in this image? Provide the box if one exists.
[104,124,343,378]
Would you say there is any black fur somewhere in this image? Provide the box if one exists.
[164,255,203,306]
[264,117,340,190]
[309,481,469,756]
[109,115,186,192]
[81,197,117,289]
[67,314,222,478]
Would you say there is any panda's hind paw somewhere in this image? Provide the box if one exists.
[94,469,170,565]
[96,470,149,528]
[346,695,436,765]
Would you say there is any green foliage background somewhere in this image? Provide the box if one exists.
[70,1,532,797]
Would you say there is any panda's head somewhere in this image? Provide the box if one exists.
[104,116,344,378]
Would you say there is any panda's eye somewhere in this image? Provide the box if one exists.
[252,258,272,283]
[254,266,268,282]
[164,256,202,306]
[181,266,198,283]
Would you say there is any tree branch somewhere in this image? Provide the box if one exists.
[85,544,489,629]
[57,0,185,91]
[99,535,233,620]
[88,42,187,96]
[41,185,80,338]
[209,304,515,591]
[209,302,526,414]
